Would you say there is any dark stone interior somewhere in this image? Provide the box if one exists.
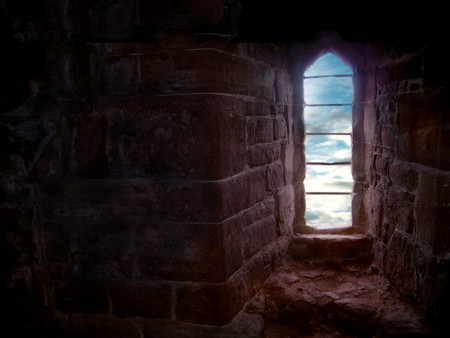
[1,1,449,337]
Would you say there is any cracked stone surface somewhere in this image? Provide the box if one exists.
[243,256,432,338]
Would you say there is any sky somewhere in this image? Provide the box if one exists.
[303,53,353,228]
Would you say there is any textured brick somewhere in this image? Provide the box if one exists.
[385,230,417,298]
[247,142,281,168]
[415,170,450,254]
[243,216,277,259]
[265,161,284,191]
[90,54,138,96]
[277,185,295,235]
[378,55,422,87]
[389,161,418,192]
[137,219,242,282]
[69,315,142,338]
[246,117,274,145]
[274,114,288,141]
[275,70,293,104]
[138,49,275,99]
[364,187,383,238]
[110,281,171,319]
[53,280,108,314]
[68,0,136,40]
[176,278,245,326]
[44,217,242,283]
[241,197,275,227]
[96,95,246,179]
[363,103,379,145]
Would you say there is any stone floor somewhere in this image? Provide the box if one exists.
[243,255,433,338]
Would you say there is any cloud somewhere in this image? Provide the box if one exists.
[303,52,354,227]
[304,106,352,133]
[304,52,352,77]
[305,165,352,192]
[305,135,351,162]
[305,194,351,226]
[304,76,353,105]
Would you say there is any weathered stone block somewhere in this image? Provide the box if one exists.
[176,278,245,326]
[157,180,223,222]
[352,192,364,227]
[415,170,450,254]
[159,169,266,222]
[246,117,274,145]
[389,161,418,192]
[142,220,241,282]
[385,230,417,298]
[97,95,246,179]
[397,129,440,169]
[142,312,264,338]
[293,143,306,178]
[90,54,138,96]
[45,216,242,283]
[352,103,364,143]
[440,128,450,170]
[245,101,274,117]
[277,185,295,235]
[138,49,275,99]
[68,315,142,338]
[240,197,275,228]
[175,235,286,326]
[384,188,414,234]
[292,182,306,230]
[374,154,389,175]
[0,119,58,178]
[110,281,171,319]
[53,280,108,314]
[376,99,397,126]
[1,208,36,269]
[247,142,281,168]
[363,187,383,237]
[290,234,372,262]
[243,216,277,259]
[380,124,395,149]
[363,102,379,145]
[220,168,267,217]
[275,70,293,104]
[273,114,288,141]
[265,161,284,191]
[396,92,444,167]
[378,55,422,87]
[68,0,136,40]
[44,222,70,262]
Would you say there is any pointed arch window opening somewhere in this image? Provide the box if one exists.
[303,52,353,229]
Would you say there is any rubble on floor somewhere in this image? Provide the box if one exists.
[242,256,433,338]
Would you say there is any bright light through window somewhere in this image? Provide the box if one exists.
[304,53,353,229]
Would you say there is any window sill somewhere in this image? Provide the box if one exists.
[294,224,365,235]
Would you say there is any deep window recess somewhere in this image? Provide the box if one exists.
[303,52,353,229]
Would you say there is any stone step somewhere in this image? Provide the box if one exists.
[289,234,372,262]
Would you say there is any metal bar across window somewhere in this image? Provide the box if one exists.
[306,132,351,136]
[304,103,352,107]
[306,192,352,195]
[303,74,352,79]
[307,161,351,165]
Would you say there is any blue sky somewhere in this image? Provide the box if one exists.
[303,53,353,228]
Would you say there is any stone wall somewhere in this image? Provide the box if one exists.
[290,38,449,332]
[1,2,295,335]
[2,0,450,336]
[361,44,450,331]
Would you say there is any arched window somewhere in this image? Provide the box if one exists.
[303,52,353,230]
